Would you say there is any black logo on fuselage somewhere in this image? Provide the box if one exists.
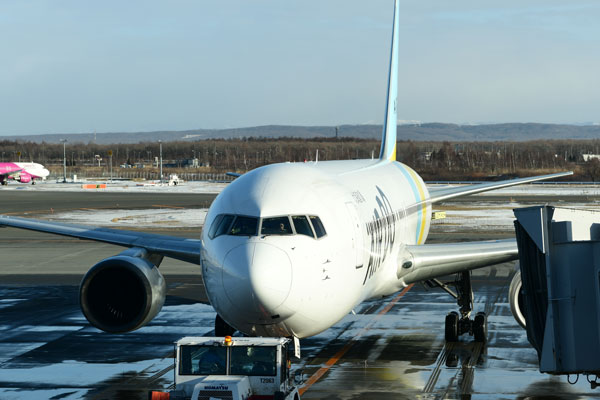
[363,186,398,284]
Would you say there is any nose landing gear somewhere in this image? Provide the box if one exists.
[427,271,487,343]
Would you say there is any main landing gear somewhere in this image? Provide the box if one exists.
[426,271,487,343]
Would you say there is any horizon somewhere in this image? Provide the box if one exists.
[6,120,600,138]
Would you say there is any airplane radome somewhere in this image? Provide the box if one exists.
[0,0,571,344]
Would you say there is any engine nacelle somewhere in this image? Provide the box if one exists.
[18,174,31,183]
[509,269,526,329]
[79,255,166,333]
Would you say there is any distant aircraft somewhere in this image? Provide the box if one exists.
[0,0,570,344]
[0,162,50,185]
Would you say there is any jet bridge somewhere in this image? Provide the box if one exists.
[513,206,600,388]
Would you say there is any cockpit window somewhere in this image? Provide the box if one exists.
[261,216,293,235]
[208,214,325,239]
[292,216,314,237]
[309,216,327,238]
[229,216,258,236]
[208,214,235,239]
[208,214,224,238]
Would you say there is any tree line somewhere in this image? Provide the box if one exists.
[3,137,600,181]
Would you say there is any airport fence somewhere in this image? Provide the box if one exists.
[48,171,236,182]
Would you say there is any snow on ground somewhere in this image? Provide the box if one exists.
[432,203,518,232]
[0,357,170,387]
[430,183,600,198]
[0,388,89,400]
[46,208,208,228]
[7,180,600,230]
[1,180,228,193]
[433,201,600,232]
[6,180,600,197]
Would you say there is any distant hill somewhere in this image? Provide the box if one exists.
[4,123,600,144]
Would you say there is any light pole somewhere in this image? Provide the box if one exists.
[159,140,163,184]
[108,150,113,183]
[60,139,67,183]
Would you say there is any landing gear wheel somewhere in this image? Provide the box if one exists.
[445,311,459,342]
[215,314,236,337]
[473,312,487,343]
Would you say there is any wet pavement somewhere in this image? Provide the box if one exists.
[297,265,597,399]
[0,191,599,399]
[2,264,598,399]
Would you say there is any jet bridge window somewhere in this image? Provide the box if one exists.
[261,216,293,235]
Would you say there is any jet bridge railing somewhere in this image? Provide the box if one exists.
[514,206,600,388]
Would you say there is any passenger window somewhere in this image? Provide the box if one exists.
[292,216,314,238]
[309,216,326,238]
[213,214,235,238]
[229,216,258,236]
[261,217,293,235]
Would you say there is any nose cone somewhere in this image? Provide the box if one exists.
[222,242,292,321]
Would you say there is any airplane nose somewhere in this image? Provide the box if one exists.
[222,242,292,320]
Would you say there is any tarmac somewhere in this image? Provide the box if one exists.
[0,186,599,399]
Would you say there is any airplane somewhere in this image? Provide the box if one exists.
[0,0,571,344]
[0,161,50,185]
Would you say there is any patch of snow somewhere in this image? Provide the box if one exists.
[0,388,88,400]
[45,208,208,228]
[0,180,228,194]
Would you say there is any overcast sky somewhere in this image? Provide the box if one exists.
[1,0,599,135]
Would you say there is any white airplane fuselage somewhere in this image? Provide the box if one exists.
[201,159,431,338]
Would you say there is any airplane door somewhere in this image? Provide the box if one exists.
[345,202,364,269]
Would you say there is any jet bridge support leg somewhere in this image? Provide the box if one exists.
[440,271,487,342]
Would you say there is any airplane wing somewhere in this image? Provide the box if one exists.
[396,171,572,285]
[397,239,517,285]
[427,171,572,204]
[0,169,23,178]
[0,215,201,264]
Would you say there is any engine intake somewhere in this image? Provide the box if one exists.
[80,254,166,333]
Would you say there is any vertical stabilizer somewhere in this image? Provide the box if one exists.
[378,0,399,161]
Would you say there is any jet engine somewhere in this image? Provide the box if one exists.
[509,269,526,329]
[18,174,31,183]
[79,253,166,333]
